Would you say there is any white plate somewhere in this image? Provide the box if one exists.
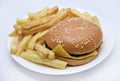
[8,9,114,75]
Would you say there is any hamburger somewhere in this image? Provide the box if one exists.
[45,18,103,66]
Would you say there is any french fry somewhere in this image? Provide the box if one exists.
[46,6,58,15]
[26,49,37,54]
[92,16,100,26]
[71,9,100,26]
[28,7,49,20]
[17,35,32,55]
[14,24,23,30]
[35,44,48,59]
[82,12,92,21]
[10,36,19,54]
[48,8,70,26]
[28,6,58,20]
[20,51,67,69]
[35,43,55,59]
[37,40,45,45]
[28,30,49,49]
[14,18,30,30]
[16,18,30,25]
[9,30,18,37]
[22,8,70,35]
[22,24,50,35]
[17,30,23,36]
[64,13,75,20]
[22,15,55,29]
[70,9,82,17]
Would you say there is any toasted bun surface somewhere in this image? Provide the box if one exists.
[45,18,102,55]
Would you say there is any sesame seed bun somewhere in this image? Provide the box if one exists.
[45,18,102,66]
[45,18,103,55]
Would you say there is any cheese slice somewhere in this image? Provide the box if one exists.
[52,44,98,60]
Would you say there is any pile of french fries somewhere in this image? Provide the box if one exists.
[9,6,100,69]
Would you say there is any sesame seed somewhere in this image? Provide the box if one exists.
[58,40,63,44]
[87,40,90,42]
[81,46,84,48]
[51,38,55,42]
[75,44,79,48]
[89,36,92,38]
[72,39,75,41]
[84,41,88,45]
[81,42,84,44]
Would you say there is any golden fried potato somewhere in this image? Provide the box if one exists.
[20,51,67,69]
[23,8,70,35]
[28,30,49,49]
[37,40,45,45]
[28,7,49,20]
[17,35,32,55]
[82,12,92,21]
[16,18,30,25]
[48,8,70,26]
[47,6,58,15]
[70,9,82,17]
[92,16,100,26]
[35,43,55,59]
[10,36,19,54]
[22,15,54,29]
[13,24,23,30]
[9,30,18,37]
[22,24,49,35]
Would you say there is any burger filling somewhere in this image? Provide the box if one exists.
[45,43,98,60]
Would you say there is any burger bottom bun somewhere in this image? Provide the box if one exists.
[56,55,97,66]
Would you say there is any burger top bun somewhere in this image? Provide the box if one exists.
[45,18,103,55]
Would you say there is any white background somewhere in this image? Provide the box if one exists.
[0,0,120,81]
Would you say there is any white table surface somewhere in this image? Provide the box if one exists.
[0,0,120,81]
